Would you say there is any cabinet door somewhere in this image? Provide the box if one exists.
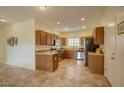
[35,30,41,45]
[80,37,84,45]
[63,50,76,59]
[61,37,66,45]
[94,27,104,44]
[51,34,55,45]
[55,34,57,40]
[70,50,77,59]
[46,33,51,45]
[53,54,58,72]
[40,31,46,45]
[63,50,69,59]
[88,55,104,74]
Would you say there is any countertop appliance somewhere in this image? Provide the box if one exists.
[84,37,99,66]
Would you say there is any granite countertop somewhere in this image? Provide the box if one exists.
[35,50,58,55]
[88,52,104,56]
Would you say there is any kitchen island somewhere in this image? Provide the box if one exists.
[35,50,59,72]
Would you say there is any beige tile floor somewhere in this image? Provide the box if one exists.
[0,59,111,87]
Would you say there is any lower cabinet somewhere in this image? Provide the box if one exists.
[63,50,77,59]
[36,54,58,72]
[88,53,104,75]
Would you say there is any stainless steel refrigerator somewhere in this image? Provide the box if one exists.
[84,37,99,66]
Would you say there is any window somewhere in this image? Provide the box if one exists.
[68,38,80,46]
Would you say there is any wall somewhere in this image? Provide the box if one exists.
[115,7,124,86]
[0,26,5,63]
[2,19,35,70]
[60,30,93,49]
[35,25,60,35]
[101,6,124,86]
[60,30,93,38]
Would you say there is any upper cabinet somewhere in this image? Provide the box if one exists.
[35,30,46,45]
[46,32,51,45]
[93,27,104,44]
[80,37,84,45]
[35,30,59,45]
[35,30,41,45]
[40,31,47,45]
[51,34,56,45]
[61,37,66,45]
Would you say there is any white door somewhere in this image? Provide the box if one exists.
[105,20,117,86]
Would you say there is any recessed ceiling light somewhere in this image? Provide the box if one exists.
[82,26,86,29]
[39,6,47,10]
[0,18,7,22]
[65,27,68,31]
[81,18,85,21]
[57,22,60,25]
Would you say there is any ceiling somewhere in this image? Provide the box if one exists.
[0,6,105,32]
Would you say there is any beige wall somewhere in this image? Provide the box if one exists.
[2,19,35,70]
[35,25,60,35]
[60,30,93,38]
[0,26,5,63]
[115,7,124,86]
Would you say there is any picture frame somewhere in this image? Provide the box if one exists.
[14,37,18,45]
[118,21,124,35]
[7,37,18,47]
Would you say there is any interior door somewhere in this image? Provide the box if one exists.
[105,21,116,86]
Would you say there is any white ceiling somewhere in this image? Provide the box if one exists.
[0,6,105,32]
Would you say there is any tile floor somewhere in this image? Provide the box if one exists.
[0,59,111,87]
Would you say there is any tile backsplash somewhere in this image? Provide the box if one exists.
[35,45,51,51]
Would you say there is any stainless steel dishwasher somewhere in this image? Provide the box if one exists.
[77,51,84,60]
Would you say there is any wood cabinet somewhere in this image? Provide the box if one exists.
[93,27,104,44]
[46,33,51,45]
[52,54,58,71]
[36,53,58,72]
[35,30,59,45]
[88,52,104,75]
[61,37,66,45]
[80,37,84,45]
[55,34,57,40]
[35,30,47,45]
[35,30,41,45]
[51,34,56,45]
[63,50,77,59]
[40,31,46,45]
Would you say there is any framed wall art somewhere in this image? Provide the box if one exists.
[7,37,18,47]
[118,21,124,35]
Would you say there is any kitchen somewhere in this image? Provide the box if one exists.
[35,26,104,74]
[0,6,124,87]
